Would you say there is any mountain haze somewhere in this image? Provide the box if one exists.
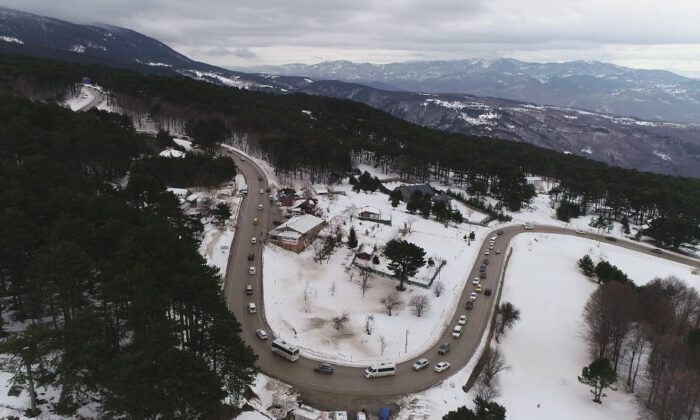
[250,59,700,124]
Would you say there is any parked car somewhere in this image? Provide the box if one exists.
[249,266,256,275]
[251,237,257,244]
[488,245,494,250]
[651,248,663,254]
[245,284,253,295]
[438,342,450,355]
[248,303,256,313]
[497,230,504,235]
[356,412,367,420]
[483,259,489,265]
[257,176,263,181]
[604,236,617,242]
[458,315,467,325]
[272,220,283,226]
[484,250,491,256]
[240,157,246,161]
[475,284,483,293]
[470,292,477,301]
[253,217,259,225]
[479,265,487,272]
[495,248,501,254]
[485,288,493,296]
[256,329,268,340]
[248,253,255,261]
[412,358,430,371]
[434,361,451,373]
[452,325,463,338]
[480,272,487,279]
[465,301,474,310]
[473,277,480,285]
[257,204,263,210]
[259,188,264,194]
[314,363,334,374]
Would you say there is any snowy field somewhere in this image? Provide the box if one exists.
[396,233,698,419]
[62,85,95,111]
[263,182,488,365]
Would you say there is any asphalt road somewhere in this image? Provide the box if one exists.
[221,148,700,409]
[77,86,103,112]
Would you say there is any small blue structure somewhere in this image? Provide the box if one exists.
[379,406,391,420]
[82,76,92,85]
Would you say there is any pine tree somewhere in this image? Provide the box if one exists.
[347,226,358,249]
[384,239,426,291]
[578,358,617,403]
[578,254,595,277]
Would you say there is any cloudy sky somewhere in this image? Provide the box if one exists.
[3,0,700,76]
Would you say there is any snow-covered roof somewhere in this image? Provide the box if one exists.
[173,138,193,151]
[186,193,199,202]
[357,244,374,255]
[166,187,189,198]
[159,148,185,158]
[273,214,324,235]
[312,184,328,194]
[359,206,381,215]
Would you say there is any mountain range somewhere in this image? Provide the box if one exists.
[250,59,700,124]
[2,6,700,178]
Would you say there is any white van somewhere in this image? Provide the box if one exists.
[364,361,396,378]
[452,325,463,338]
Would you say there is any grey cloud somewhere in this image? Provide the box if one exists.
[1,0,699,72]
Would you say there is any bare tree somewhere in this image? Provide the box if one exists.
[364,315,375,335]
[346,267,357,283]
[582,282,639,368]
[332,312,350,331]
[494,302,521,342]
[381,294,401,316]
[409,295,430,317]
[329,281,337,297]
[433,280,445,298]
[405,216,416,234]
[303,279,311,313]
[623,324,648,392]
[360,269,372,298]
[475,347,509,400]
[379,335,388,356]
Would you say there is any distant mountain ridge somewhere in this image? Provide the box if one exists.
[2,6,700,178]
[248,58,700,124]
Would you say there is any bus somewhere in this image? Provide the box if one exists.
[271,338,300,362]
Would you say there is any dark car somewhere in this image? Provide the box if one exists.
[483,259,489,265]
[465,301,474,310]
[438,342,450,355]
[273,220,283,226]
[651,248,663,254]
[247,253,255,261]
[314,363,334,374]
[497,230,504,236]
[257,176,263,181]
[604,236,617,242]
[479,265,486,272]
[480,272,487,279]
[485,288,492,296]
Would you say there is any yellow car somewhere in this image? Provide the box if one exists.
[475,284,483,293]
[252,217,259,225]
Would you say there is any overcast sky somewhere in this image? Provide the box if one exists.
[3,0,700,76]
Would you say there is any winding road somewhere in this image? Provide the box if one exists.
[221,148,700,410]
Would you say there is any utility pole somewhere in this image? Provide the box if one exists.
[405,329,409,353]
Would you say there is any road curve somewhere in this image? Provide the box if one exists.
[77,86,103,112]
[221,148,700,399]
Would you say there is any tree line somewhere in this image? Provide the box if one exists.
[1,52,699,247]
[0,94,256,418]
[577,255,700,418]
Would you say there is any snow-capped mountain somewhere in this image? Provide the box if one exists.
[2,6,700,178]
[250,59,700,124]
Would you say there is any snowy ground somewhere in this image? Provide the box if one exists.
[62,85,95,111]
[263,182,488,365]
[396,233,698,419]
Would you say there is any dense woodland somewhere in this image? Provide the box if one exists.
[0,95,256,418]
[1,53,697,248]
